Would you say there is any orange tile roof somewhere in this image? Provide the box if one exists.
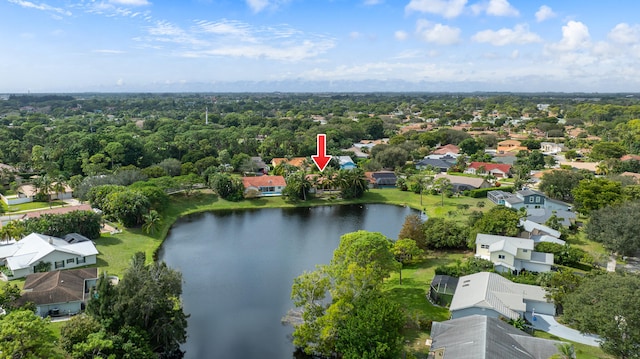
[271,157,307,167]
[242,175,286,188]
[621,154,640,162]
[433,144,460,155]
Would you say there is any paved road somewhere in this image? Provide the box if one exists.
[525,312,600,347]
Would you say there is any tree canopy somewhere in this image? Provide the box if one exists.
[290,231,402,358]
[585,200,640,256]
[572,178,623,215]
[87,252,188,358]
[563,273,640,359]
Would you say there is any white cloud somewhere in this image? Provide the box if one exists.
[487,0,518,16]
[183,39,334,61]
[109,0,150,6]
[8,0,71,16]
[511,49,519,59]
[349,31,362,40]
[471,0,518,17]
[405,0,467,19]
[245,0,289,13]
[549,20,590,51]
[535,5,555,22]
[472,24,541,46]
[395,30,408,41]
[608,23,640,44]
[195,20,254,41]
[141,19,335,61]
[363,0,383,5]
[415,20,461,45]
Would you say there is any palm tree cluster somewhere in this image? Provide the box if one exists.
[0,221,27,244]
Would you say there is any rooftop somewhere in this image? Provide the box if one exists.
[450,272,549,320]
[242,175,286,188]
[15,267,98,306]
[429,315,567,359]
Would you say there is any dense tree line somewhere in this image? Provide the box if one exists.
[23,210,102,240]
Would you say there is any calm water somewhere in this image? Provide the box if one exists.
[158,204,417,359]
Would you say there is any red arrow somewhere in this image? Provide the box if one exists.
[312,134,332,172]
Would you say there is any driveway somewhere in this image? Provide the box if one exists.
[524,312,601,347]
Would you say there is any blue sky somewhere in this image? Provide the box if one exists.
[2,0,640,92]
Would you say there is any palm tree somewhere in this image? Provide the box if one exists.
[596,161,610,176]
[284,171,312,201]
[0,226,11,244]
[336,168,369,199]
[4,221,26,242]
[433,177,452,206]
[53,175,67,203]
[142,210,163,235]
[409,174,432,206]
[550,343,575,359]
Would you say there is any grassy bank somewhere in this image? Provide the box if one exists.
[534,331,612,359]
[383,251,470,355]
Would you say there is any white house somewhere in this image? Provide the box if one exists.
[520,219,566,245]
[450,272,555,320]
[15,267,98,317]
[540,142,565,154]
[0,233,98,279]
[475,233,554,273]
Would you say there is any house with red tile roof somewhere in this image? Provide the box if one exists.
[242,175,287,197]
[432,144,460,155]
[464,162,512,178]
[271,157,308,169]
[620,154,640,162]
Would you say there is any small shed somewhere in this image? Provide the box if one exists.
[429,274,458,307]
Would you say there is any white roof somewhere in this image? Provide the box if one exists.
[337,156,354,164]
[532,234,566,246]
[520,219,562,239]
[476,233,534,251]
[450,272,550,320]
[0,233,98,271]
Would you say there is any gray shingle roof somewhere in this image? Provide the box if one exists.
[429,315,568,359]
[449,272,549,320]
[15,267,98,306]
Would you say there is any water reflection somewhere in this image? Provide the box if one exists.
[159,204,417,359]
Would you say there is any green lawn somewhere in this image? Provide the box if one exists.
[383,251,471,356]
[48,320,66,339]
[7,200,66,213]
[534,331,612,359]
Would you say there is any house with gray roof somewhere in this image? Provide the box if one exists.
[487,189,576,227]
[14,267,98,317]
[449,272,555,321]
[475,233,554,273]
[415,157,455,172]
[433,173,491,192]
[520,219,565,245]
[429,315,568,359]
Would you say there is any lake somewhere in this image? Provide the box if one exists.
[158,204,418,359]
